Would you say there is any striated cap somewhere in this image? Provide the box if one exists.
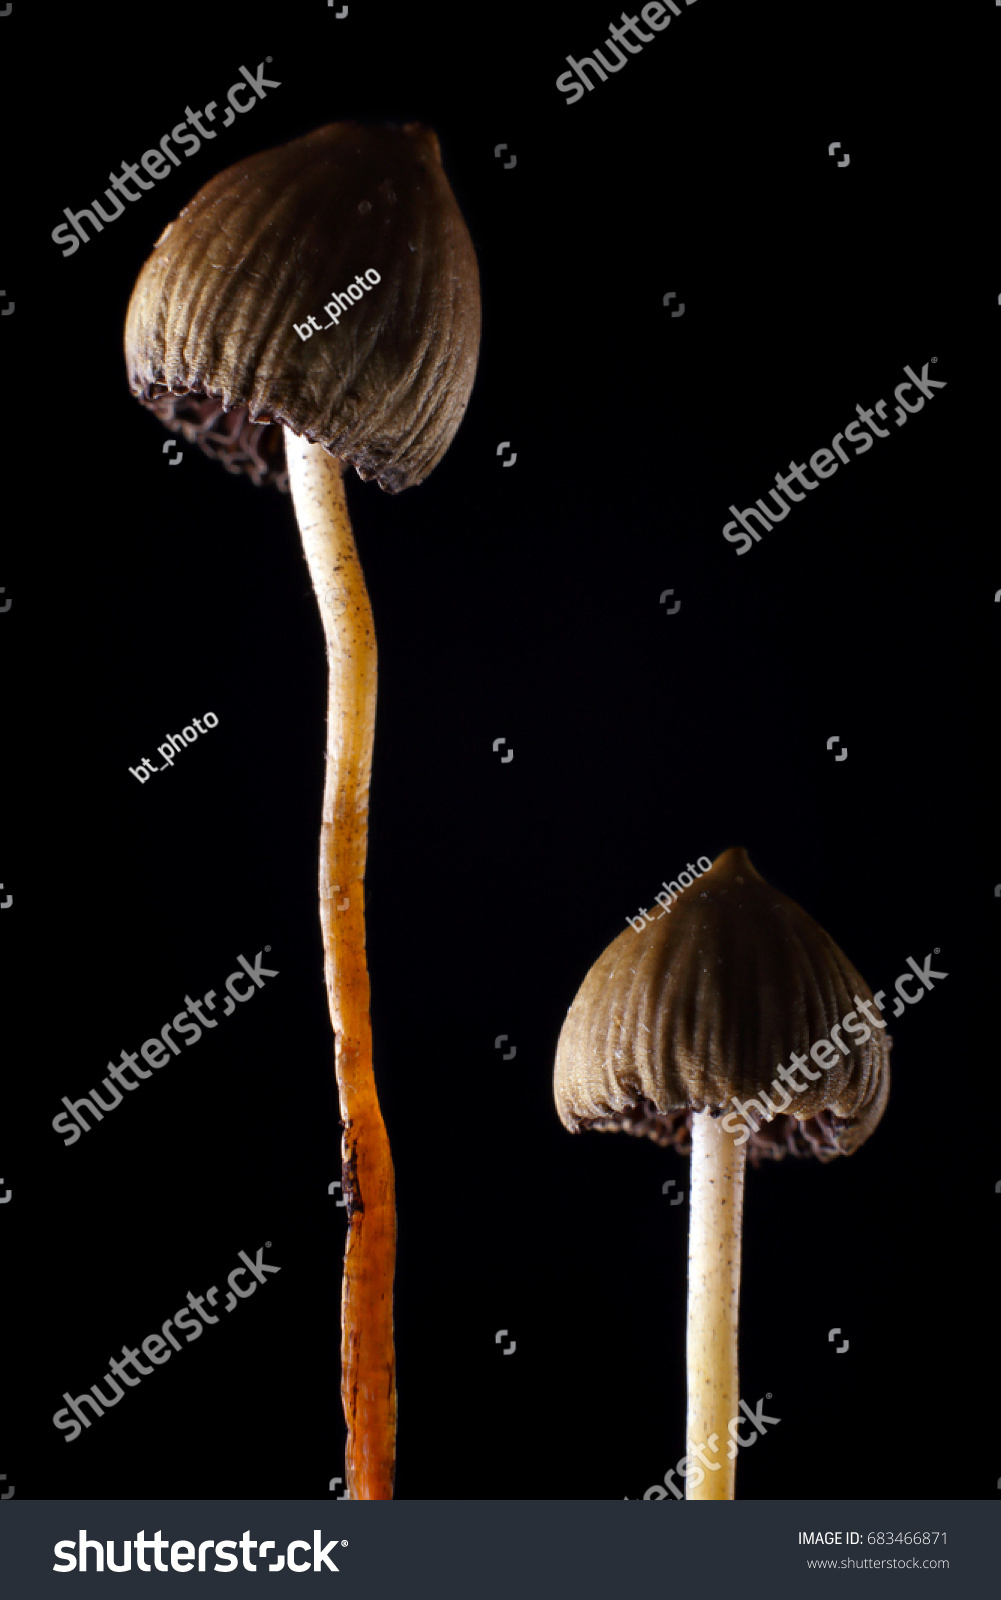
[554,847,890,1165]
[125,121,481,493]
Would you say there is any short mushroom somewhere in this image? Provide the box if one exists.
[554,846,890,1498]
[125,121,481,1499]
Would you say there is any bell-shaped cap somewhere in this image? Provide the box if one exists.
[554,847,890,1164]
[125,121,481,493]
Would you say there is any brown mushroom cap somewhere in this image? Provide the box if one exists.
[125,121,481,493]
[554,847,890,1164]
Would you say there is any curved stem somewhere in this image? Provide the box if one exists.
[285,429,397,1500]
[686,1109,745,1499]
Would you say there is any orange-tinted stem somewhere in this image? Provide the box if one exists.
[285,430,397,1500]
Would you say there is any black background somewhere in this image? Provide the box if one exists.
[1,1,995,1501]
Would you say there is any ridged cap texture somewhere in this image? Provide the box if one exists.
[125,121,481,493]
[554,848,890,1164]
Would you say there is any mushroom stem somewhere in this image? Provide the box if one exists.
[686,1109,745,1500]
[285,430,396,1501]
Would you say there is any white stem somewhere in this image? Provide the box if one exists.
[686,1109,746,1500]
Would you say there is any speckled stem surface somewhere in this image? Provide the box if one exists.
[285,429,396,1501]
[686,1109,745,1500]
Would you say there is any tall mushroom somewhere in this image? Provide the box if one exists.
[124,121,481,1499]
[554,846,890,1498]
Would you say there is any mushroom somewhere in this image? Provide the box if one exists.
[124,121,481,1499]
[553,846,890,1498]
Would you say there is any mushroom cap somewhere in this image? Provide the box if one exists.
[554,847,890,1164]
[124,121,481,494]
